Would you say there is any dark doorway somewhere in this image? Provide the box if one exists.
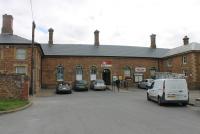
[102,69,111,85]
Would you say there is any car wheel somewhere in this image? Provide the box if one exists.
[147,93,150,101]
[158,96,163,106]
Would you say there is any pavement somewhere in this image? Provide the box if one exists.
[188,90,200,106]
[37,88,56,97]
[111,86,200,106]
[38,86,200,106]
[0,89,200,134]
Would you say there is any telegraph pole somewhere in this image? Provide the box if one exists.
[30,21,36,95]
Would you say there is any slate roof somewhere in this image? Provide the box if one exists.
[41,44,170,58]
[0,34,32,44]
[1,33,200,58]
[162,42,200,58]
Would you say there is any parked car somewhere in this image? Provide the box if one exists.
[138,79,154,89]
[56,82,72,94]
[90,80,106,91]
[74,80,89,91]
[147,79,189,106]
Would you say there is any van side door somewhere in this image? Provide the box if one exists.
[148,82,155,99]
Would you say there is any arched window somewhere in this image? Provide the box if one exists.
[90,66,97,80]
[56,64,64,81]
[149,67,157,79]
[76,65,83,80]
[124,66,131,79]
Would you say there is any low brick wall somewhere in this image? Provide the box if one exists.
[0,74,29,100]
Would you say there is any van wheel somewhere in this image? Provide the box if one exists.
[182,102,188,106]
[158,96,163,106]
[147,93,150,101]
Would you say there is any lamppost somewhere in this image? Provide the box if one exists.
[30,21,35,95]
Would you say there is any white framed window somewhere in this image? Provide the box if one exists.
[56,65,64,82]
[16,49,26,60]
[167,59,172,67]
[90,66,97,81]
[76,65,83,80]
[149,67,156,78]
[182,56,187,64]
[124,66,131,78]
[16,66,26,74]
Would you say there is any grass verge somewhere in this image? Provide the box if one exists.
[0,99,29,111]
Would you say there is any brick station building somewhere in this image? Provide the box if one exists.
[0,14,200,95]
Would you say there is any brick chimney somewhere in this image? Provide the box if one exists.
[1,14,13,34]
[48,28,54,45]
[150,34,156,49]
[183,36,189,45]
[94,30,99,47]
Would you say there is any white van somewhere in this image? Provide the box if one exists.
[147,79,189,106]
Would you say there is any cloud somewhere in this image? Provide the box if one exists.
[0,0,200,48]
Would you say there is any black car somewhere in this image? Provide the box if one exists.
[56,82,72,94]
[74,80,88,91]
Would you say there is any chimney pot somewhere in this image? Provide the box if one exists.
[183,36,189,45]
[150,34,156,48]
[94,30,100,46]
[48,28,54,45]
[1,14,13,34]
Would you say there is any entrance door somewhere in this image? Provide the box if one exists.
[102,69,111,85]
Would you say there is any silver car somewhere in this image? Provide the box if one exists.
[138,79,154,89]
[90,80,106,91]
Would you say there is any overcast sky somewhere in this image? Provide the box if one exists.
[0,0,200,48]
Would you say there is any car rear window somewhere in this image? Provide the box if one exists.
[96,80,104,83]
[77,80,87,84]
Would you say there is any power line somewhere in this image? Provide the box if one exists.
[29,0,34,20]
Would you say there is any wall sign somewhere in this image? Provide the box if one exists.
[112,75,117,81]
[135,67,146,73]
[101,61,112,67]
[134,73,143,82]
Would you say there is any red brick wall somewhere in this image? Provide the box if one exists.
[0,45,42,94]
[161,52,200,90]
[0,46,31,74]
[0,74,29,100]
[42,56,159,88]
